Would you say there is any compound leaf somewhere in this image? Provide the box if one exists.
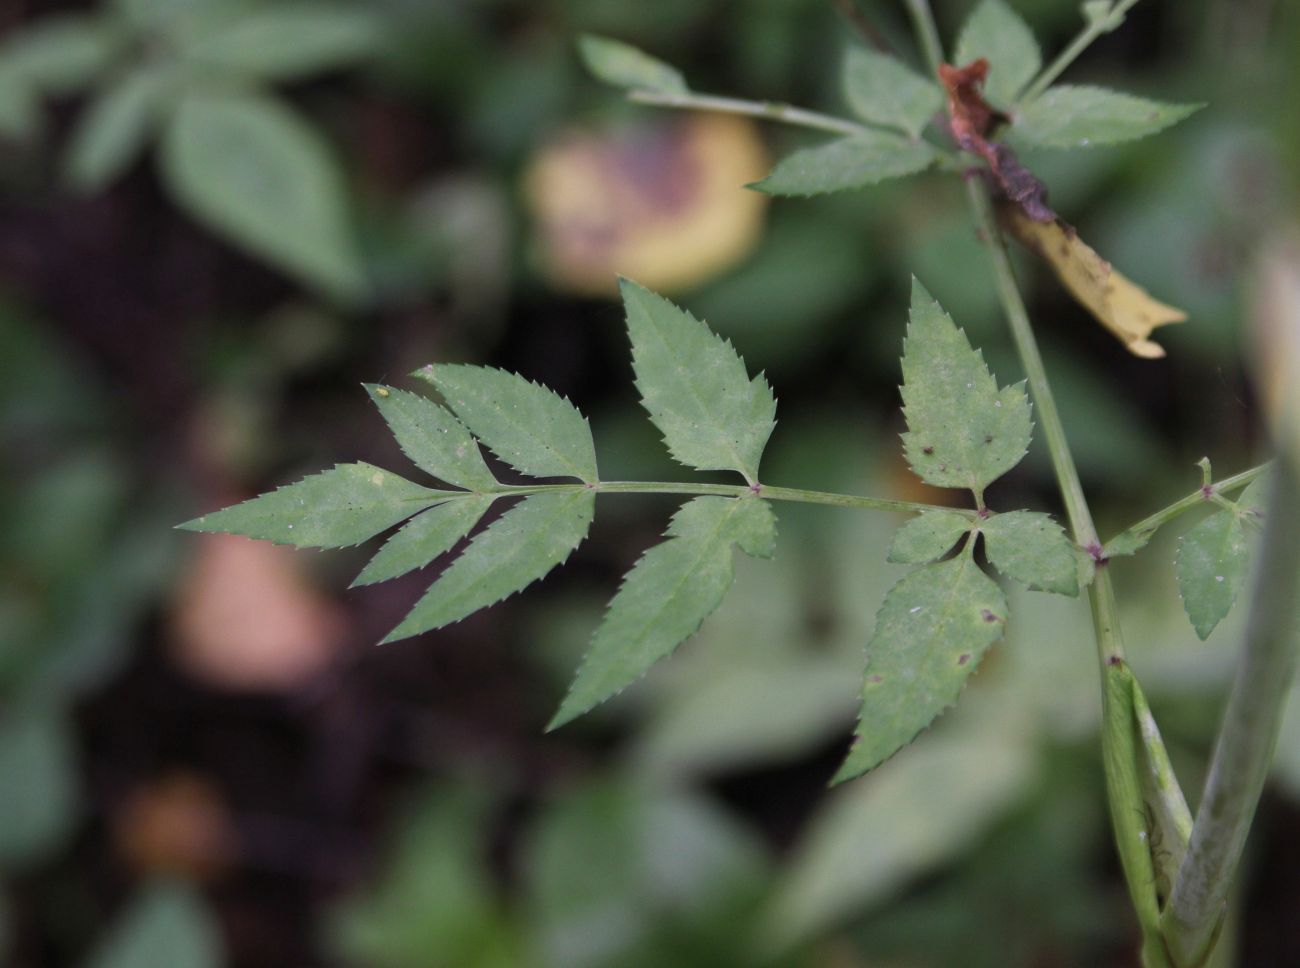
[753,131,938,197]
[901,280,1032,494]
[551,497,776,728]
[352,495,493,587]
[834,555,1008,782]
[888,510,972,564]
[180,4,382,80]
[383,491,595,642]
[981,509,1078,595]
[577,34,687,96]
[1012,85,1201,149]
[954,0,1041,107]
[63,66,168,192]
[621,280,776,483]
[159,90,366,301]
[415,365,598,483]
[1177,510,1249,640]
[365,384,497,491]
[841,47,942,138]
[178,463,450,548]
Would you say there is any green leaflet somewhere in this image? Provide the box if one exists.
[178,4,382,80]
[416,364,598,484]
[550,497,776,728]
[62,66,169,192]
[365,384,497,491]
[981,510,1078,596]
[577,33,687,96]
[621,280,776,483]
[1011,85,1201,149]
[887,510,971,564]
[159,90,366,301]
[901,280,1032,495]
[841,47,942,139]
[1237,472,1270,516]
[383,491,595,643]
[752,132,938,198]
[835,555,1008,782]
[86,884,223,968]
[954,0,1042,107]
[1104,527,1154,559]
[1177,510,1250,640]
[351,496,493,588]
[177,463,450,548]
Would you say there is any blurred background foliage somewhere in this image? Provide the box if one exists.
[0,0,1297,965]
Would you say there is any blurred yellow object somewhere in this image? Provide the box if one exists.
[524,114,768,296]
[999,201,1187,358]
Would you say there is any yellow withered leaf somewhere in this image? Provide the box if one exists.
[998,201,1186,358]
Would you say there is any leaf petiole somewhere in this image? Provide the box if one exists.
[405,480,975,518]
[1102,462,1272,558]
[1015,0,1143,105]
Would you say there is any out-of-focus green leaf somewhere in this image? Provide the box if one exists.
[1176,510,1250,640]
[85,883,223,968]
[0,65,41,141]
[329,788,522,968]
[887,510,972,564]
[352,496,492,587]
[769,728,1034,945]
[1,15,121,95]
[901,280,1031,494]
[416,365,597,484]
[576,34,687,95]
[0,710,80,870]
[841,47,942,138]
[981,510,1078,596]
[835,555,1009,781]
[524,779,767,968]
[954,0,1041,107]
[177,463,450,548]
[383,491,595,642]
[551,497,776,728]
[621,281,776,483]
[63,67,170,192]
[1012,86,1201,149]
[753,132,938,197]
[365,385,498,491]
[179,4,381,79]
[159,90,367,300]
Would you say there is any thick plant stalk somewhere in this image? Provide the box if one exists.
[1163,464,1300,966]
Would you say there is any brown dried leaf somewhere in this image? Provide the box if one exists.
[939,60,1052,222]
[998,201,1187,358]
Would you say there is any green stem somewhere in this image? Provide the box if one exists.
[627,90,868,136]
[1163,463,1300,966]
[966,179,1100,552]
[435,480,975,517]
[1017,0,1143,104]
[902,0,945,74]
[1103,463,1271,557]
